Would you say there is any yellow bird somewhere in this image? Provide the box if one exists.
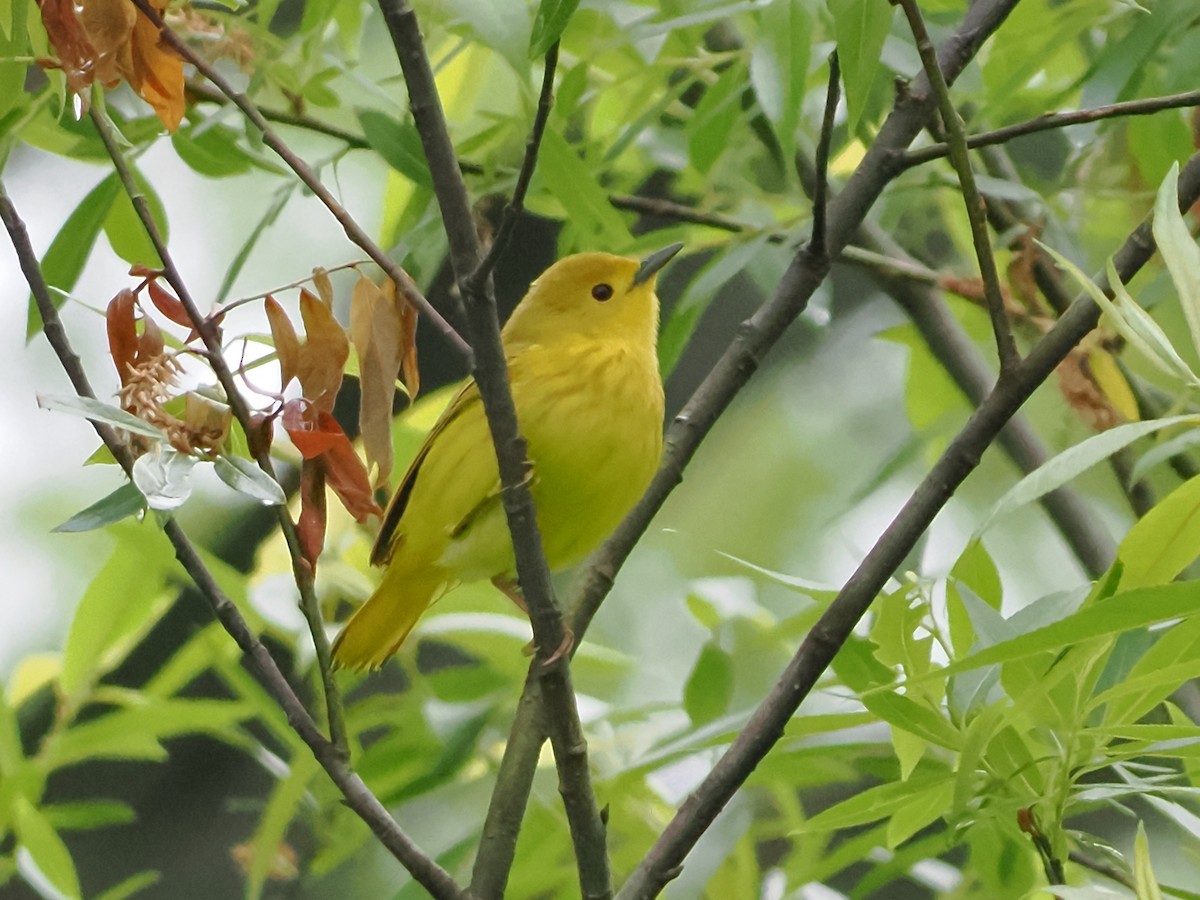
[332,245,682,671]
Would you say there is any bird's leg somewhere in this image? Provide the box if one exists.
[492,576,574,665]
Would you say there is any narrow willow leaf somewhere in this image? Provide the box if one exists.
[213,456,286,505]
[37,393,168,441]
[14,797,81,900]
[52,482,146,532]
[683,641,734,725]
[1117,473,1200,590]
[1152,163,1200,361]
[978,414,1200,533]
[1134,821,1165,900]
[827,0,893,133]
[529,0,579,57]
[1130,429,1200,484]
[94,872,162,900]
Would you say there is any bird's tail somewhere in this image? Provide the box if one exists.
[331,564,447,671]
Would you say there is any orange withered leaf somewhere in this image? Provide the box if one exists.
[79,0,136,85]
[107,289,139,386]
[280,399,340,458]
[280,399,381,522]
[146,279,193,330]
[115,0,184,131]
[388,278,420,400]
[265,295,301,392]
[296,287,349,411]
[37,0,100,101]
[350,274,402,487]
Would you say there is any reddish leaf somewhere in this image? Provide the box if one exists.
[350,274,401,487]
[297,458,327,568]
[146,279,193,330]
[296,287,348,411]
[265,295,300,391]
[280,399,341,459]
[106,289,138,386]
[319,413,382,522]
[37,0,100,99]
[134,314,164,367]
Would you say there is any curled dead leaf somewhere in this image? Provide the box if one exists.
[350,274,401,488]
[296,287,349,411]
[265,294,301,391]
[106,289,139,386]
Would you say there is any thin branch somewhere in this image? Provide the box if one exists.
[1067,849,1134,890]
[809,51,840,258]
[474,1,1025,892]
[0,183,464,900]
[616,149,1200,900]
[126,0,472,361]
[469,42,559,293]
[377,1,611,896]
[895,0,1018,373]
[87,103,349,757]
[902,87,1200,170]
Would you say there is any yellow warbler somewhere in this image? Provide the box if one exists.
[332,245,682,671]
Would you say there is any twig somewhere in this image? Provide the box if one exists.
[377,1,611,896]
[895,0,1018,373]
[0,182,464,900]
[475,2,1026,892]
[87,104,349,758]
[809,51,840,258]
[1067,848,1134,890]
[126,0,472,360]
[902,87,1200,170]
[469,42,559,293]
[615,149,1200,900]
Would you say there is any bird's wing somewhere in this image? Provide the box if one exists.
[369,377,488,566]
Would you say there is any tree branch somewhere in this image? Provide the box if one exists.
[471,0,1025,892]
[87,103,349,758]
[376,2,611,896]
[126,0,471,361]
[896,0,1018,372]
[0,182,464,900]
[616,149,1200,900]
[902,87,1200,170]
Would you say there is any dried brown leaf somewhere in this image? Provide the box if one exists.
[106,288,138,386]
[265,294,300,391]
[311,267,334,307]
[350,275,401,487]
[296,287,348,411]
[298,458,327,568]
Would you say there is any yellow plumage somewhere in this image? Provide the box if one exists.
[331,246,680,671]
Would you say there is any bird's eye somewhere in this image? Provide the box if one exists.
[591,283,613,302]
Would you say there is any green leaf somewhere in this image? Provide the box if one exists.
[246,754,318,900]
[215,183,295,303]
[529,0,579,57]
[94,871,162,900]
[660,236,771,376]
[827,0,893,133]
[1153,163,1200,362]
[1131,429,1200,484]
[979,414,1200,533]
[26,174,121,340]
[1118,474,1200,591]
[795,772,947,833]
[52,482,146,533]
[748,0,812,160]
[885,777,951,848]
[948,540,1001,656]
[132,449,197,511]
[688,64,744,175]
[1135,821,1165,900]
[213,456,286,505]
[0,681,22,775]
[42,801,136,832]
[536,130,632,247]
[171,124,265,178]
[37,393,169,442]
[861,691,961,751]
[356,111,432,187]
[13,797,80,900]
[60,524,176,702]
[683,642,735,725]
[930,582,1200,681]
[102,168,168,267]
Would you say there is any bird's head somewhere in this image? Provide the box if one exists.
[501,244,682,350]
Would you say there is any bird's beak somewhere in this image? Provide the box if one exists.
[631,243,684,287]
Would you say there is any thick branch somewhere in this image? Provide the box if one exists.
[474,2,1025,891]
[616,150,1200,900]
[0,184,463,900]
[126,0,471,360]
[376,2,611,896]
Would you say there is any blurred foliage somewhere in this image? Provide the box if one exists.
[6,0,1200,897]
